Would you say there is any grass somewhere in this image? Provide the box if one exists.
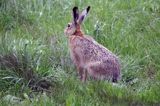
[0,0,160,105]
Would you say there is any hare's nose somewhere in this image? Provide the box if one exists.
[67,24,71,27]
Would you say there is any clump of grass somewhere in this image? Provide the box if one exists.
[0,52,52,92]
[0,35,54,93]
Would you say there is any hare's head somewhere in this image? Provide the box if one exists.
[64,6,90,36]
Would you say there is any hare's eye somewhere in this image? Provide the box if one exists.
[67,24,71,27]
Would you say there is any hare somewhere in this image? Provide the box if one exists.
[64,6,121,82]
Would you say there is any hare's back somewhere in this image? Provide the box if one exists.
[78,37,118,61]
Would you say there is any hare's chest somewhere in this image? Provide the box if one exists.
[69,46,84,67]
[69,37,83,65]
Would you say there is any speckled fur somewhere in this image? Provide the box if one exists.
[64,6,121,82]
[69,35,120,82]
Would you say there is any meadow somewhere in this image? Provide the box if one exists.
[0,0,160,105]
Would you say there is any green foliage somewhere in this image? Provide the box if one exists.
[0,0,160,105]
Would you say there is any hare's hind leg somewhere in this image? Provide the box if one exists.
[86,61,102,80]
[87,61,119,82]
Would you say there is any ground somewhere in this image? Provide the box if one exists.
[0,0,160,106]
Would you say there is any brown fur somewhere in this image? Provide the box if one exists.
[64,6,121,82]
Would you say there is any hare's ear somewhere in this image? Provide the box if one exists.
[78,6,90,24]
[72,6,79,24]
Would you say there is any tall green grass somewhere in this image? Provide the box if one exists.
[0,0,160,105]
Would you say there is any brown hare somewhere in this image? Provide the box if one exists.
[64,6,121,82]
